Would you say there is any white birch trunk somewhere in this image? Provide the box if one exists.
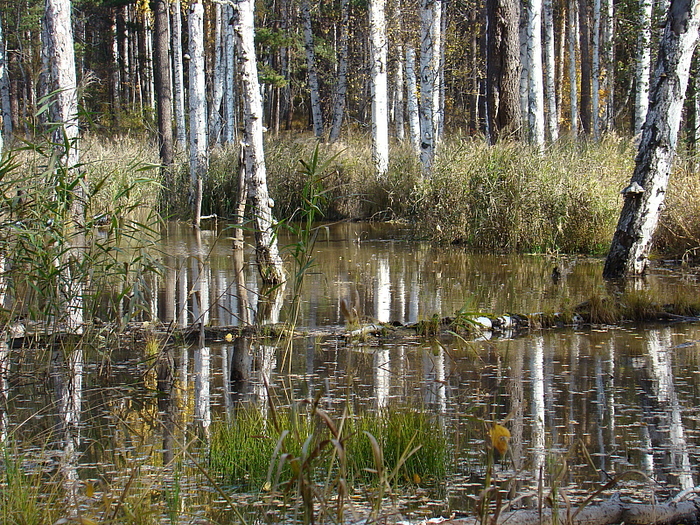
[405,46,421,153]
[171,0,187,147]
[419,0,436,171]
[302,0,324,138]
[592,0,601,139]
[369,0,389,178]
[602,0,614,130]
[634,0,653,137]
[209,2,224,146]
[433,0,443,141]
[329,0,349,142]
[543,0,559,141]
[604,0,700,278]
[223,3,237,144]
[568,0,579,136]
[188,1,208,227]
[232,0,284,286]
[395,43,405,140]
[45,0,84,333]
[527,0,546,150]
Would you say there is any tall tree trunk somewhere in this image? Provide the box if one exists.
[579,0,592,134]
[329,0,349,143]
[543,0,559,141]
[110,12,121,118]
[301,0,323,138]
[486,0,522,144]
[394,43,406,140]
[152,0,174,182]
[45,0,84,333]
[603,0,700,279]
[0,15,9,148]
[188,0,208,228]
[592,0,601,139]
[405,46,421,153]
[634,0,653,136]
[223,3,237,145]
[369,0,389,178]
[568,0,579,136]
[171,0,187,148]
[232,0,284,286]
[419,0,437,172]
[602,0,614,131]
[526,0,546,150]
[434,0,444,141]
[209,3,224,146]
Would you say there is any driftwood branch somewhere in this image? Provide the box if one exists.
[421,499,700,525]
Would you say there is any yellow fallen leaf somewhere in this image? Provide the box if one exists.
[224,333,233,343]
[490,423,511,456]
[262,481,272,492]
[413,472,421,484]
[85,482,94,498]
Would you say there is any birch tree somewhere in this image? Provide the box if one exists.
[301,0,323,138]
[405,46,421,153]
[603,0,700,279]
[223,3,237,144]
[188,0,208,228]
[485,0,522,143]
[232,0,285,286]
[171,0,186,147]
[526,0,546,150]
[592,0,601,139]
[209,3,225,145]
[329,0,349,143]
[369,0,389,178]
[543,0,559,141]
[568,0,579,136]
[45,0,84,332]
[634,0,654,136]
[419,0,438,171]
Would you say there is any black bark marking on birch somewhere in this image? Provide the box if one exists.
[670,0,692,34]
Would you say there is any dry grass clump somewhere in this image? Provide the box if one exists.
[655,164,700,262]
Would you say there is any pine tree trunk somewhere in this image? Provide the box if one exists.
[405,46,421,153]
[329,0,349,143]
[603,0,700,278]
[188,0,208,228]
[369,0,389,178]
[634,0,653,136]
[152,0,174,178]
[232,0,284,286]
[171,0,187,148]
[301,0,324,138]
[526,0,546,150]
[486,0,522,144]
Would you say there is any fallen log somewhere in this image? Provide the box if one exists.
[420,499,700,525]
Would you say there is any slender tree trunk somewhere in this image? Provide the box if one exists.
[329,0,349,143]
[0,15,9,149]
[579,0,592,134]
[486,0,522,144]
[152,0,174,180]
[543,0,559,141]
[110,12,121,118]
[394,43,405,140]
[634,0,653,136]
[519,7,529,132]
[434,0,444,141]
[223,3,237,145]
[232,0,284,286]
[568,0,579,136]
[301,0,323,138]
[405,46,421,153]
[603,0,700,278]
[527,0,546,150]
[188,0,208,228]
[45,0,84,333]
[602,0,614,131]
[171,0,187,148]
[369,0,389,178]
[592,0,601,139]
[209,3,224,146]
[419,0,436,172]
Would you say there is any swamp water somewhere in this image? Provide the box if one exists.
[3,222,700,523]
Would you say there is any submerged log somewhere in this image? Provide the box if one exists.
[422,499,700,525]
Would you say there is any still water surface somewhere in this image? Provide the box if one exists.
[3,221,700,522]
